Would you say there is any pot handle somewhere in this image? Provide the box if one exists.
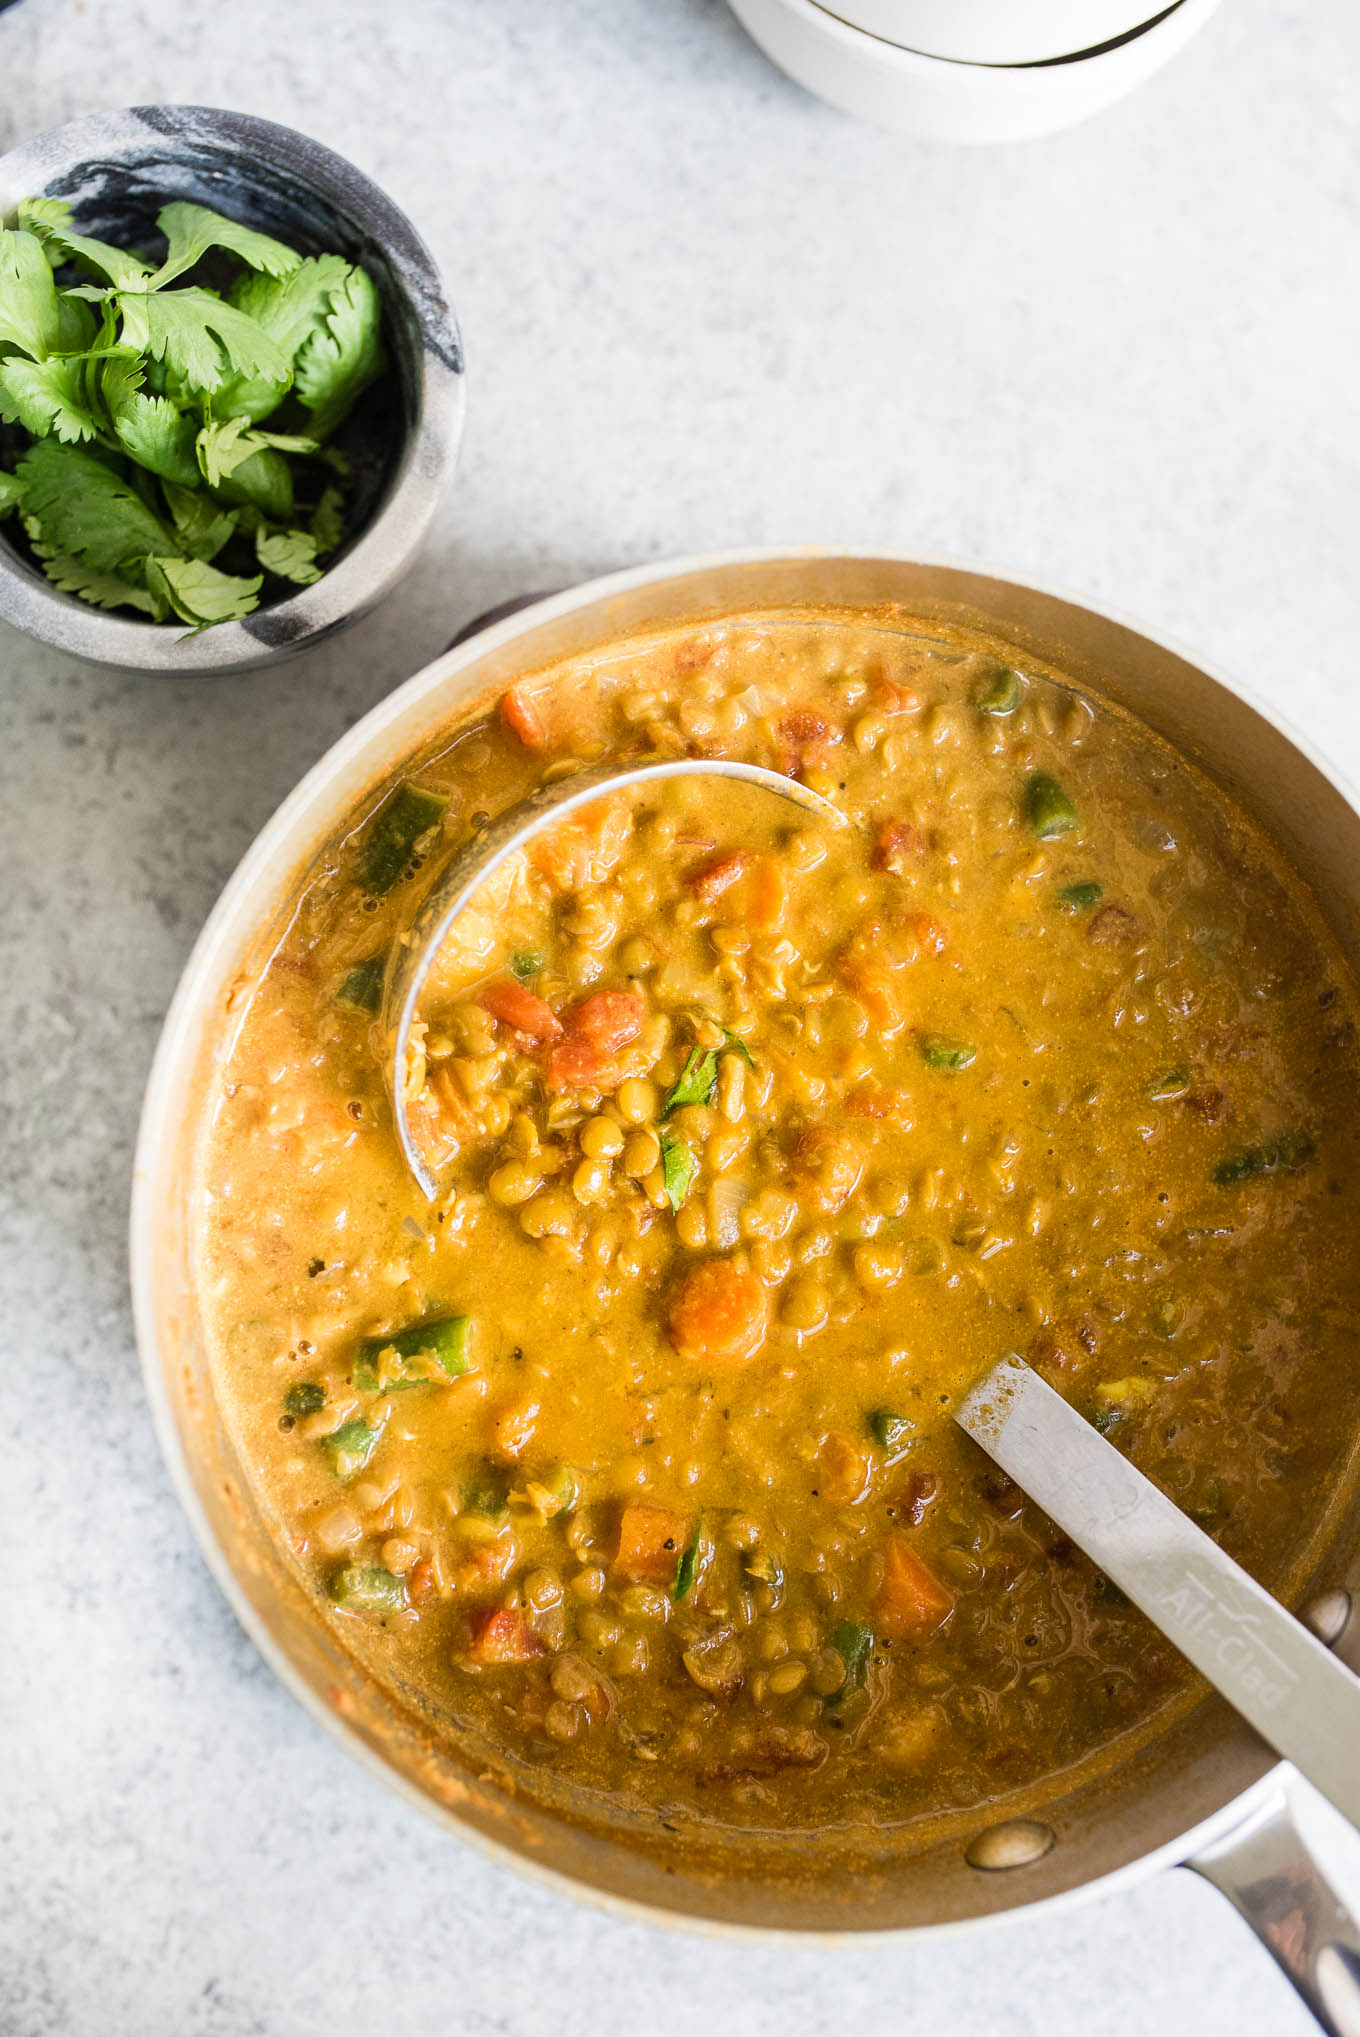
[1186,1783,1360,2036]
[445,590,568,654]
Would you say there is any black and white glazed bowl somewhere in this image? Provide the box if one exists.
[0,105,465,675]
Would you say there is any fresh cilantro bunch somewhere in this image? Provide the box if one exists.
[0,196,385,630]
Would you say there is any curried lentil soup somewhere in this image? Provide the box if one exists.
[199,610,1360,1844]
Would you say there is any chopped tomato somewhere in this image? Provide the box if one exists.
[465,1606,544,1664]
[613,1502,691,1584]
[406,1558,439,1607]
[780,708,840,746]
[904,910,947,956]
[875,676,921,717]
[456,1539,519,1594]
[480,978,563,1040]
[874,1534,954,1642]
[566,990,646,1052]
[669,1258,769,1363]
[686,850,749,903]
[872,819,927,873]
[544,1035,617,1092]
[499,685,548,750]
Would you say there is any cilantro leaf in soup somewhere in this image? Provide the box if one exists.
[664,1047,719,1115]
[511,951,545,982]
[660,1129,698,1211]
[284,1380,326,1418]
[721,1026,755,1070]
[868,1408,911,1450]
[674,1521,704,1601]
[1057,881,1102,912]
[1212,1131,1315,1186]
[828,1620,873,1702]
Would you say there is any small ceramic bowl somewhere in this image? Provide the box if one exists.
[0,106,465,674]
[815,0,1181,66]
[728,0,1224,142]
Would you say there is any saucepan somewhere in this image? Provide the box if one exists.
[130,550,1360,2029]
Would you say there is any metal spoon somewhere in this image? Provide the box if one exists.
[383,757,847,1200]
[956,1352,1360,1830]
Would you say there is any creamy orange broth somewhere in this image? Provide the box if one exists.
[197,611,1360,1839]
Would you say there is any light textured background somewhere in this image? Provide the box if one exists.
[3,1,1359,2032]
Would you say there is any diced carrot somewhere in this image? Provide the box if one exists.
[780,708,841,746]
[875,676,921,717]
[532,798,631,891]
[565,990,646,1052]
[544,1036,617,1092]
[872,820,927,873]
[874,1534,954,1643]
[904,910,947,956]
[842,962,904,1034]
[744,856,785,928]
[613,1502,691,1584]
[479,979,563,1040]
[819,1430,871,1505]
[465,1606,545,1664]
[500,685,548,750]
[686,850,749,903]
[669,1258,769,1363]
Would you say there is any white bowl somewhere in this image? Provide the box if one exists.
[818,0,1178,66]
[728,0,1224,142]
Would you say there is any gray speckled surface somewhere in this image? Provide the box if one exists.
[3,2,1360,2032]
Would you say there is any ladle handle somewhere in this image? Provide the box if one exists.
[1187,1786,1360,2037]
[955,1356,1360,1829]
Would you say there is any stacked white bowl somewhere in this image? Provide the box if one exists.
[728,0,1225,142]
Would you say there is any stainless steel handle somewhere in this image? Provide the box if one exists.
[1188,1786,1360,2037]
[955,1355,1360,1828]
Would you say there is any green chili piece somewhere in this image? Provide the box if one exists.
[1057,881,1102,912]
[462,1473,509,1521]
[660,1128,698,1211]
[1212,1131,1316,1187]
[359,782,449,895]
[828,1619,874,1702]
[920,1035,976,1071]
[976,663,1023,716]
[328,1564,408,1614]
[674,1521,704,1601]
[284,1380,326,1418]
[353,1313,473,1392]
[510,950,544,981]
[336,955,385,1011]
[664,1047,719,1115]
[539,1465,579,1516]
[1149,1067,1190,1100]
[321,1418,382,1481]
[1026,772,1078,840]
[868,1408,911,1450]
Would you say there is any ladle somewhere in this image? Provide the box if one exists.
[383,757,846,1199]
[957,1353,1360,1830]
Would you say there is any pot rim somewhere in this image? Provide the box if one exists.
[130,544,1356,1938]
